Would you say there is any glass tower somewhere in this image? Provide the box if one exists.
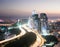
[40,13,49,35]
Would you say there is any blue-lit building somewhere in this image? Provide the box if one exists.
[40,13,49,35]
[28,10,49,35]
[28,10,39,30]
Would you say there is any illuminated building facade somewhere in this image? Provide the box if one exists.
[40,13,49,35]
[28,10,39,30]
[28,11,50,35]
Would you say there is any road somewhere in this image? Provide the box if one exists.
[0,24,45,47]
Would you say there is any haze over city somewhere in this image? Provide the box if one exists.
[0,0,60,47]
[0,0,60,20]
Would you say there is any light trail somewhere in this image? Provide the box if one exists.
[22,24,46,47]
[20,26,26,36]
[22,24,32,32]
[0,24,26,44]
[0,24,46,47]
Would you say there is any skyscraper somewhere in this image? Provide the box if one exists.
[28,10,39,30]
[40,13,49,35]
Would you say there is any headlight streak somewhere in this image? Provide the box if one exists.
[20,24,46,47]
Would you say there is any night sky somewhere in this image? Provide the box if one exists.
[0,0,60,20]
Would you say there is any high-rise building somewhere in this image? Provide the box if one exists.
[40,13,49,35]
[28,10,39,30]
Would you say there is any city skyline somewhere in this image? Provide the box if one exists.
[0,0,60,20]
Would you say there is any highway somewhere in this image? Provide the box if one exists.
[0,24,46,47]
